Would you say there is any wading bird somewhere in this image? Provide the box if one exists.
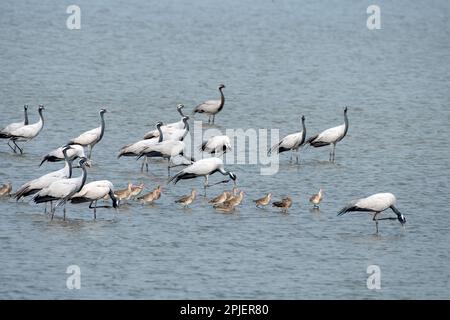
[208,191,228,205]
[306,107,348,162]
[272,197,292,213]
[0,182,12,197]
[33,158,89,220]
[254,193,272,208]
[118,122,163,172]
[14,146,74,204]
[70,180,118,219]
[193,84,225,124]
[169,157,236,196]
[0,105,45,154]
[143,104,186,139]
[137,121,192,175]
[337,193,406,234]
[138,185,162,205]
[269,116,307,164]
[129,183,145,200]
[175,189,197,208]
[309,189,324,208]
[0,105,29,152]
[69,108,107,160]
[40,144,86,166]
[214,190,244,212]
[114,182,133,204]
[200,135,232,156]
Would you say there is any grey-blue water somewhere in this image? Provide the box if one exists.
[1,0,449,299]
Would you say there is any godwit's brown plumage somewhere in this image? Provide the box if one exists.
[254,193,272,208]
[129,182,145,200]
[208,191,228,205]
[114,182,132,202]
[175,189,197,208]
[138,185,162,205]
[309,189,323,208]
[272,197,292,213]
[0,182,12,197]
[214,191,244,212]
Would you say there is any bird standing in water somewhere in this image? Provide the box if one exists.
[309,189,324,208]
[254,193,272,208]
[175,189,197,208]
[272,197,292,213]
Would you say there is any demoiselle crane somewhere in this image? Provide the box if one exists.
[168,157,237,196]
[33,157,90,220]
[306,107,348,162]
[70,180,118,219]
[193,84,225,124]
[143,104,186,139]
[0,105,29,152]
[0,105,45,154]
[68,108,107,160]
[269,115,307,163]
[338,193,406,234]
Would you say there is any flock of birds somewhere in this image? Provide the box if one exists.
[0,84,406,233]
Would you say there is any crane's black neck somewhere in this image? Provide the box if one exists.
[24,107,29,125]
[343,110,349,138]
[181,120,190,141]
[301,118,306,145]
[99,112,106,141]
[109,190,118,208]
[157,125,163,143]
[38,108,44,126]
[178,108,185,117]
[218,88,225,111]
[78,164,88,192]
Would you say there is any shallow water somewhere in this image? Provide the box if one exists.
[0,0,449,299]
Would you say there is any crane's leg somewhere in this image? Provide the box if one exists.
[88,145,92,160]
[7,141,17,153]
[203,175,209,197]
[63,205,66,221]
[167,159,171,177]
[290,151,293,163]
[13,141,23,154]
[145,157,149,172]
[373,213,380,234]
[208,116,211,124]
[51,206,56,220]
[94,201,97,220]
[332,144,336,162]
[212,115,215,124]
[296,150,300,164]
